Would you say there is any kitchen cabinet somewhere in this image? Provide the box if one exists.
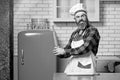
[53,0,100,22]
[96,56,120,73]
[18,30,56,80]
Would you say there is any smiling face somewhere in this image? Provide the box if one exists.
[74,11,88,29]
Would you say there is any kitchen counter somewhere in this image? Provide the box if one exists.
[96,56,120,61]
[53,73,120,80]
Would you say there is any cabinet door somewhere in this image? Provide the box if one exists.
[18,30,56,80]
[96,60,109,73]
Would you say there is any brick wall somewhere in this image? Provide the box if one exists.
[14,0,120,56]
[99,1,120,55]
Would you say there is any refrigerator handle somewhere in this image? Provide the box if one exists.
[21,49,24,65]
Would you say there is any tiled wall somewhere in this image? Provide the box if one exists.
[99,1,120,55]
[14,0,120,80]
[14,0,120,56]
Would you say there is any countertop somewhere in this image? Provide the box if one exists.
[53,73,120,80]
[96,56,120,61]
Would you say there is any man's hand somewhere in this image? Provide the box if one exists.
[53,46,65,55]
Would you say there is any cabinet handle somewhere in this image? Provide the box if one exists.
[21,49,24,65]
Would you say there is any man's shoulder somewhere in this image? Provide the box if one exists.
[88,25,98,32]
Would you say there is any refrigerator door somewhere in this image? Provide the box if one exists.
[18,30,56,80]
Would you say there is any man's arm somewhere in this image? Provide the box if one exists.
[64,28,100,55]
[57,35,72,58]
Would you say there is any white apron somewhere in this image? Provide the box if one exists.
[64,39,96,75]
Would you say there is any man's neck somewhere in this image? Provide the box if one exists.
[77,26,86,30]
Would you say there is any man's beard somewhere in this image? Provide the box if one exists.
[76,20,87,30]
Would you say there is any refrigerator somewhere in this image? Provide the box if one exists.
[18,30,56,80]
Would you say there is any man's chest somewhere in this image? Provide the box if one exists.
[72,29,88,41]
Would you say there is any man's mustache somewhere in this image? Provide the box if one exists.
[79,20,85,23]
[76,20,85,25]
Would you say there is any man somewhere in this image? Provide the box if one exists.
[53,3,100,75]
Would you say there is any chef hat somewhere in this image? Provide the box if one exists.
[69,3,87,16]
